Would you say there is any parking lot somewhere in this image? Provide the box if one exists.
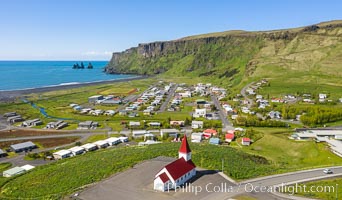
[78,157,236,200]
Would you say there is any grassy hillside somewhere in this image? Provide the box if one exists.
[105,20,342,97]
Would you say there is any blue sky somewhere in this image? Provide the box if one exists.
[0,0,341,60]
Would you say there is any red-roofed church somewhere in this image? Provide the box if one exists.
[153,136,196,191]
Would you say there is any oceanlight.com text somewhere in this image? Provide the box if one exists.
[164,182,338,196]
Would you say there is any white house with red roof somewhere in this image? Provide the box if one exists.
[225,133,235,143]
[153,136,196,191]
[241,137,251,146]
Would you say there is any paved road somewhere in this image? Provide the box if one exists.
[210,92,234,131]
[158,84,178,112]
[240,81,255,109]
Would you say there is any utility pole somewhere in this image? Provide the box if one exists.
[336,183,338,200]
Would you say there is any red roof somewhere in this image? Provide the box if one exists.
[157,172,170,183]
[225,133,235,139]
[164,158,196,180]
[242,138,251,142]
[179,136,191,153]
[204,129,217,134]
[227,130,235,134]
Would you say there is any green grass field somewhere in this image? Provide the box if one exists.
[286,178,341,200]
[0,143,276,199]
[239,128,342,171]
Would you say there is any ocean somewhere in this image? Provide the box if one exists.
[0,61,134,91]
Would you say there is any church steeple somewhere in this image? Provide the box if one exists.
[179,136,191,161]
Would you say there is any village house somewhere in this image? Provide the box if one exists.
[0,149,7,158]
[256,95,263,99]
[88,95,104,103]
[22,119,43,127]
[193,109,206,118]
[104,110,116,116]
[191,121,204,129]
[241,138,251,146]
[93,140,109,149]
[119,136,129,143]
[160,129,179,138]
[203,129,217,139]
[80,108,92,114]
[3,112,17,118]
[191,132,203,143]
[68,146,86,156]
[45,120,68,130]
[100,98,122,105]
[170,120,185,127]
[269,111,281,119]
[154,136,196,191]
[78,121,99,129]
[119,110,128,116]
[7,115,24,124]
[3,165,35,177]
[10,141,37,153]
[105,137,121,146]
[132,130,149,138]
[53,150,73,160]
[129,121,141,128]
[81,143,98,151]
[148,122,161,128]
[90,109,104,116]
[225,133,235,143]
[319,93,327,99]
[178,91,192,98]
[209,138,220,145]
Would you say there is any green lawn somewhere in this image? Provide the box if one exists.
[239,128,342,172]
[286,178,341,200]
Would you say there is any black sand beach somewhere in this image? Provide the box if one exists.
[0,75,149,102]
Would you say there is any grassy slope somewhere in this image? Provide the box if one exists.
[0,143,274,199]
[240,128,342,172]
[106,21,342,99]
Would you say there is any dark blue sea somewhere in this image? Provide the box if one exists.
[0,61,134,91]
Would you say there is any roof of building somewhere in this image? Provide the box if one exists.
[93,140,109,146]
[192,132,203,136]
[68,146,85,152]
[204,129,217,134]
[242,138,251,142]
[209,138,220,144]
[10,141,36,150]
[3,167,25,176]
[164,157,196,181]
[225,133,235,139]
[179,136,191,154]
[105,137,121,143]
[21,164,35,171]
[157,172,170,183]
[81,143,97,149]
[161,129,180,133]
[53,149,72,156]
[0,149,6,154]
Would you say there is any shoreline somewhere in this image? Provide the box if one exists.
[0,75,149,102]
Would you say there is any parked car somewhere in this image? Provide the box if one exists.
[323,168,333,174]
